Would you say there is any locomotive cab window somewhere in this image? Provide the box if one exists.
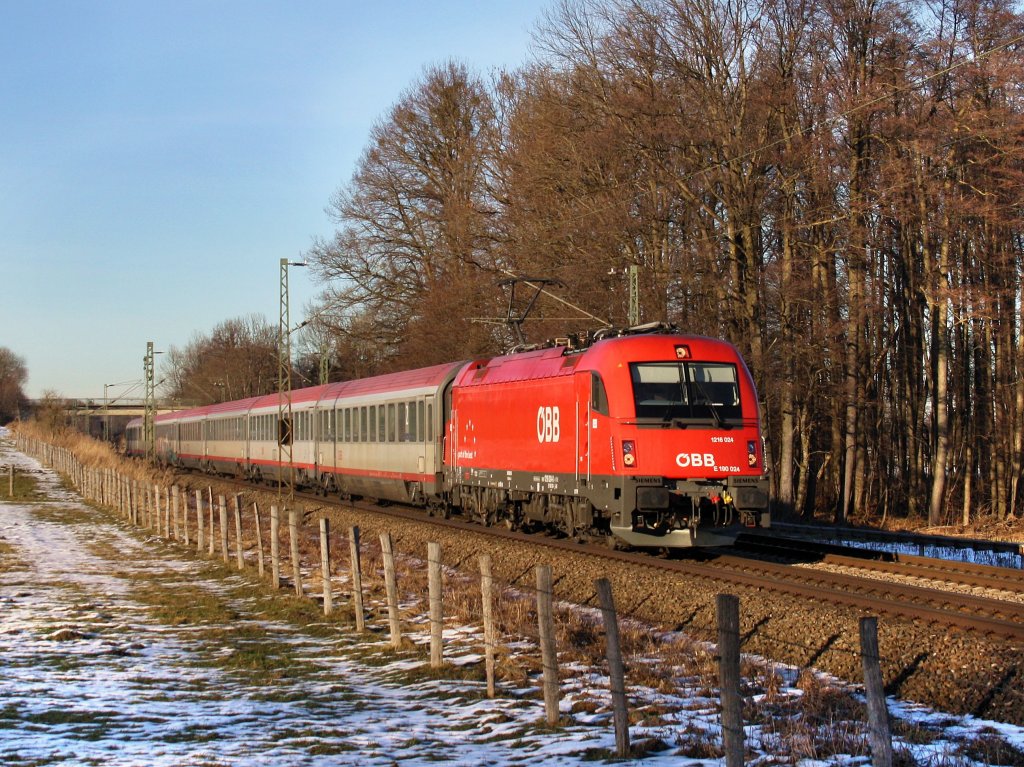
[630,362,741,424]
[591,372,609,416]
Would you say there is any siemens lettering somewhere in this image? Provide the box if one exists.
[676,452,717,469]
[537,406,560,443]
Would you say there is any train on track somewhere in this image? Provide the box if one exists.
[127,324,770,548]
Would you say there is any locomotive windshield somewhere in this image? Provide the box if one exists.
[630,362,742,424]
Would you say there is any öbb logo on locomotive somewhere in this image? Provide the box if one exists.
[675,452,717,469]
[536,406,560,443]
[127,325,771,549]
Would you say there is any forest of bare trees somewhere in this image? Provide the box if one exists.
[167,0,1023,527]
[306,0,1024,526]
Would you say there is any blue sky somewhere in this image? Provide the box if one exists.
[1,1,550,400]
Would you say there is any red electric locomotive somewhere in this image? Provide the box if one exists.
[447,328,769,546]
[127,325,770,548]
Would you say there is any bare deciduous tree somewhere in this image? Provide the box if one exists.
[165,315,277,405]
[0,347,28,424]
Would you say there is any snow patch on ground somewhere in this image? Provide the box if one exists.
[2,430,1023,765]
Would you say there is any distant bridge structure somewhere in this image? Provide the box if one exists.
[28,399,180,443]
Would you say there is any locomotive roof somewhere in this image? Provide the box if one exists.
[455,333,744,387]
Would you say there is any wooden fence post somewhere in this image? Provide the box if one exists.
[217,497,229,561]
[195,490,204,553]
[717,593,743,767]
[8,464,13,496]
[270,505,281,588]
[207,487,215,556]
[536,564,560,727]
[480,553,496,698]
[289,508,302,597]
[171,486,180,541]
[428,541,443,668]
[320,518,332,615]
[380,532,402,649]
[349,526,365,632]
[233,494,244,570]
[860,616,894,767]
[253,503,265,578]
[596,578,630,758]
[182,488,191,546]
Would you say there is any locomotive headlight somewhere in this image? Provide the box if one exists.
[747,440,758,468]
[622,440,636,468]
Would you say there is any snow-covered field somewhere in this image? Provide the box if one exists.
[2,431,1023,766]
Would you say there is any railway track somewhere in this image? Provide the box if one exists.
[194,473,1024,643]
[733,533,1024,594]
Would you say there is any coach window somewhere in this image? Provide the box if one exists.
[426,402,434,442]
[379,405,388,443]
[367,406,375,442]
[395,403,405,441]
